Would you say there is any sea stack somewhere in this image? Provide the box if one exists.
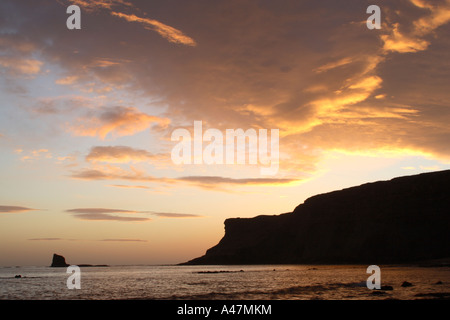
[50,253,69,267]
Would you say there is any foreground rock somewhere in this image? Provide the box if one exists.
[183,170,450,265]
[401,281,413,287]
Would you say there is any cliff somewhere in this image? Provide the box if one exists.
[183,170,450,265]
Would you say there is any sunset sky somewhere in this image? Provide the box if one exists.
[1,0,449,266]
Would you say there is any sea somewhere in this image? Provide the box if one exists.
[0,264,449,300]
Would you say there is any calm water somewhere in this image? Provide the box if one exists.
[0,265,449,300]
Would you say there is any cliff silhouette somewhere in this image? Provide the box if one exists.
[183,170,450,265]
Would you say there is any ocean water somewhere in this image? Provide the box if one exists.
[0,264,449,300]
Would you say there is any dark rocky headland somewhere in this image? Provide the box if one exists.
[183,170,450,265]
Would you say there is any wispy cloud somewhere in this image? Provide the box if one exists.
[69,0,133,11]
[28,238,65,241]
[27,237,147,242]
[70,165,300,190]
[70,165,163,182]
[99,238,148,242]
[177,175,299,188]
[420,165,441,171]
[315,57,354,74]
[69,212,151,222]
[108,184,150,189]
[66,207,150,222]
[0,57,43,75]
[69,106,170,139]
[0,206,36,213]
[55,76,78,85]
[0,36,36,54]
[86,146,160,163]
[66,207,201,221]
[111,12,196,46]
[19,149,52,162]
[68,0,196,46]
[66,208,141,214]
[149,211,202,218]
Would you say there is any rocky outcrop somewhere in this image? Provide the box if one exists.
[50,253,69,267]
[183,170,450,265]
[49,254,108,267]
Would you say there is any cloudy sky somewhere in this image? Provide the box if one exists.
[1,0,449,265]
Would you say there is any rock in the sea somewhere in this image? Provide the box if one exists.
[49,254,109,268]
[183,170,450,265]
[370,291,386,295]
[50,253,69,267]
[380,285,394,291]
[401,281,413,287]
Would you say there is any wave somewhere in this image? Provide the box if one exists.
[156,281,370,300]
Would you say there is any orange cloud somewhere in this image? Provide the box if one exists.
[382,1,450,53]
[0,36,35,53]
[348,76,382,91]
[70,165,163,182]
[86,146,161,163]
[315,57,354,73]
[90,59,126,68]
[0,57,42,75]
[108,184,150,189]
[56,76,78,85]
[70,106,170,139]
[413,0,450,35]
[68,0,133,11]
[68,0,196,46]
[69,0,196,45]
[20,149,52,162]
[111,12,196,46]
[4,0,450,181]
[381,23,430,53]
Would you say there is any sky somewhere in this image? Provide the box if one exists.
[0,0,449,266]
